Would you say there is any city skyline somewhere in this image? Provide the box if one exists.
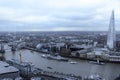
[0,0,120,31]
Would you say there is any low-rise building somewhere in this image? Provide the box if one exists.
[71,50,88,57]
[87,52,95,59]
[0,61,19,79]
[87,49,108,60]
[109,55,120,62]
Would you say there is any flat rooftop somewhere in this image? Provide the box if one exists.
[0,61,19,74]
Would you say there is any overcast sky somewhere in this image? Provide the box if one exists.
[0,0,120,31]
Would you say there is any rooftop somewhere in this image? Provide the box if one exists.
[0,61,19,75]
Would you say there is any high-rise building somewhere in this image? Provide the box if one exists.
[107,10,116,50]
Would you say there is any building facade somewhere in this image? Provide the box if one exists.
[107,10,116,50]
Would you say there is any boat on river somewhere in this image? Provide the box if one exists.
[84,74,104,80]
[69,61,78,64]
[41,54,68,61]
[47,66,53,69]
[89,59,105,65]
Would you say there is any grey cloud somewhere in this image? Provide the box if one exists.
[0,0,119,31]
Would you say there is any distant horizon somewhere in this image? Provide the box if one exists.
[1,30,120,32]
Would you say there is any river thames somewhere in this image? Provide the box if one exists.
[3,45,120,80]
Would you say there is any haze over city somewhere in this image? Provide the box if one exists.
[0,0,120,31]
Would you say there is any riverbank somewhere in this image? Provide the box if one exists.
[25,47,120,64]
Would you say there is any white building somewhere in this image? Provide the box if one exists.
[109,55,120,62]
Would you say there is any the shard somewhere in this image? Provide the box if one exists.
[107,10,116,50]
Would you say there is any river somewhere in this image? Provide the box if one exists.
[3,45,120,80]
